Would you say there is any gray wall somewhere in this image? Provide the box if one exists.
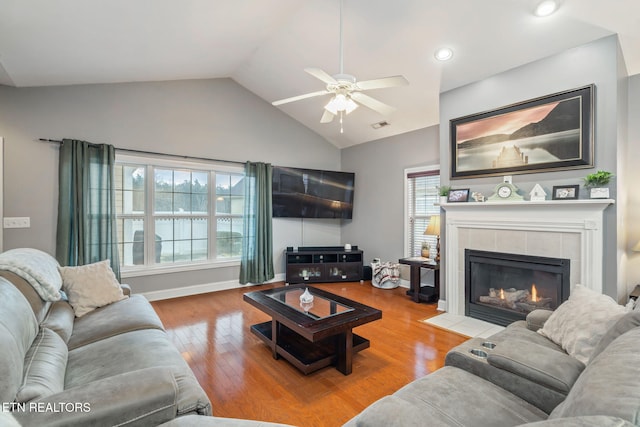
[341,126,440,265]
[616,40,630,301]
[625,74,640,294]
[439,35,624,299]
[0,78,341,293]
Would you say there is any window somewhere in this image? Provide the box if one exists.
[405,167,440,258]
[115,155,244,271]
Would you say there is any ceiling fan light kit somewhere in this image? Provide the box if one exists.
[325,93,358,115]
[271,0,408,133]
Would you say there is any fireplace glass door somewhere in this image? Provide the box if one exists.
[465,250,570,326]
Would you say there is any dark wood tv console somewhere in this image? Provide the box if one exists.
[285,246,363,284]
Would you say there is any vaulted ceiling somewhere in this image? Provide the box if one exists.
[1,0,638,148]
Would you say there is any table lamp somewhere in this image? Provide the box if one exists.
[424,215,441,262]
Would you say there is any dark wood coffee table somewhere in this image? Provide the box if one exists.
[243,285,382,375]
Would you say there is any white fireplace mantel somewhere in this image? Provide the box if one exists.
[440,199,614,316]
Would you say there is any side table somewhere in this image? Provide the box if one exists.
[398,257,440,303]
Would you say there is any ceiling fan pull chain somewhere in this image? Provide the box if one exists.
[340,111,344,134]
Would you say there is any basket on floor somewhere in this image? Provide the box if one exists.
[370,259,400,289]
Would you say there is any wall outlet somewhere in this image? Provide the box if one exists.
[3,217,30,228]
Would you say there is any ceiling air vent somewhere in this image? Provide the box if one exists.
[371,120,390,129]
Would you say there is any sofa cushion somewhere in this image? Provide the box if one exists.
[526,309,553,332]
[0,277,39,403]
[538,284,625,364]
[344,366,547,427]
[59,260,127,317]
[40,300,75,343]
[0,413,21,427]
[445,337,567,414]
[487,339,584,393]
[14,367,180,427]
[66,328,211,416]
[549,327,640,423]
[497,321,565,352]
[68,294,165,350]
[519,416,636,427]
[159,414,298,426]
[16,328,68,402]
[588,310,640,363]
[0,248,63,301]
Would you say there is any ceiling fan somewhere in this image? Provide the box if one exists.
[271,0,409,132]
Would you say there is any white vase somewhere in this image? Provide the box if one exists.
[299,288,314,303]
[589,187,609,199]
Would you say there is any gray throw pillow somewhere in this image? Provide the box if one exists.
[589,310,640,363]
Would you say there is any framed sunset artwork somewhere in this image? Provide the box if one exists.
[450,85,594,179]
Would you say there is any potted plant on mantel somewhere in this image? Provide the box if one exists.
[438,185,451,204]
[583,170,614,199]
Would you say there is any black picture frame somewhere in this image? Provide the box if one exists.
[552,185,579,200]
[450,85,594,179]
[447,188,470,202]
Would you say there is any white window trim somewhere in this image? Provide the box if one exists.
[121,259,240,278]
[404,164,440,258]
[117,153,242,173]
[116,152,244,275]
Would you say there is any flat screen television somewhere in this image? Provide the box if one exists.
[272,166,355,219]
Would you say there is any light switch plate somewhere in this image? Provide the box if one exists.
[3,217,30,228]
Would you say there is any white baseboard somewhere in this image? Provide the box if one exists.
[142,273,286,301]
[437,299,447,312]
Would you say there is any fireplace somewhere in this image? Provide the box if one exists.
[465,250,570,326]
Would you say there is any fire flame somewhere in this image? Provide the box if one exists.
[531,284,538,302]
[499,288,505,299]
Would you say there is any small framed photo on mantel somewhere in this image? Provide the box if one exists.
[552,185,579,200]
[447,188,470,202]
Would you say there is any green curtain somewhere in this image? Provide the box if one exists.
[56,139,121,280]
[239,161,274,284]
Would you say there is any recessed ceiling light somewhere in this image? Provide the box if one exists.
[434,47,453,61]
[534,0,558,17]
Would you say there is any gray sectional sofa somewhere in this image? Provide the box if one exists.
[0,248,298,427]
[344,308,640,427]
[0,267,212,426]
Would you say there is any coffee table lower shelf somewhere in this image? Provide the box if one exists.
[250,321,370,375]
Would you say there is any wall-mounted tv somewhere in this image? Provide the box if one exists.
[272,166,355,219]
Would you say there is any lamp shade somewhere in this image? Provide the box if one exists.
[424,215,441,236]
[325,94,358,115]
[633,240,640,252]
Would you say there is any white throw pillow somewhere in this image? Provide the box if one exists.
[59,260,127,317]
[538,284,625,364]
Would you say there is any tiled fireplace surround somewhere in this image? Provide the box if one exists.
[440,199,614,317]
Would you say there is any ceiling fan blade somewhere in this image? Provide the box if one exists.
[356,75,409,91]
[351,92,397,116]
[320,110,335,123]
[305,68,338,85]
[272,90,329,106]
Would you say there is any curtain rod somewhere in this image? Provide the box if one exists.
[39,138,246,166]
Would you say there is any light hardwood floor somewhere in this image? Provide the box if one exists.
[152,281,469,427]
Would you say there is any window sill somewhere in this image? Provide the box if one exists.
[121,259,240,278]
